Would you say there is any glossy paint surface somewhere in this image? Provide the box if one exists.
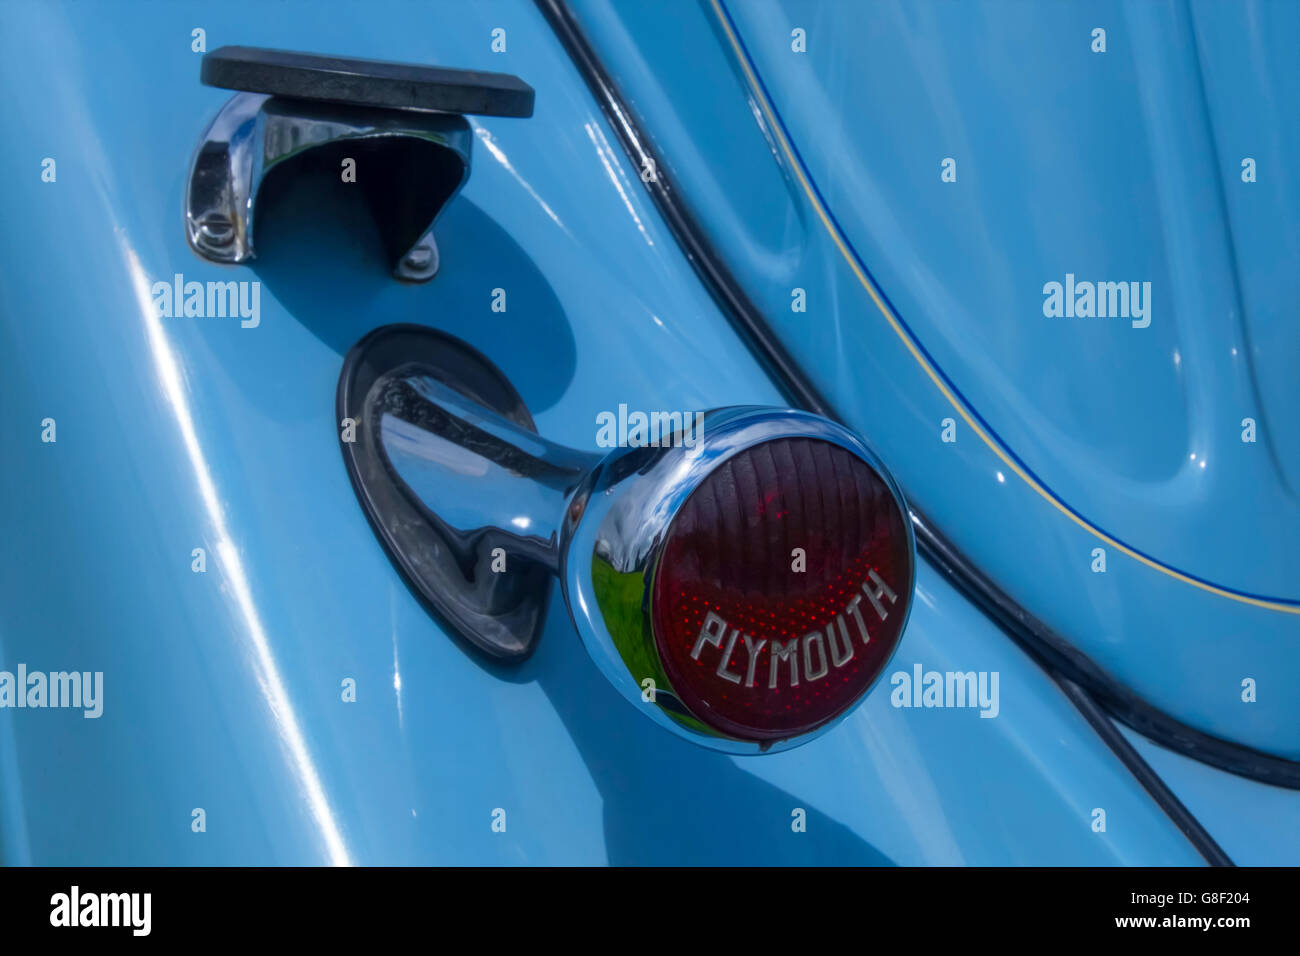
[0,0,1204,864]
[570,0,1300,757]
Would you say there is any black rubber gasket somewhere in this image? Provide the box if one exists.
[337,324,549,660]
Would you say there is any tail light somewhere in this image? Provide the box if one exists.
[564,410,914,753]
[650,438,911,741]
[339,326,914,755]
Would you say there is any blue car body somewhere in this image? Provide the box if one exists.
[0,0,1294,865]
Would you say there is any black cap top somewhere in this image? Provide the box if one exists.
[201,45,534,118]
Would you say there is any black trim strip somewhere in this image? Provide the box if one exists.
[534,0,832,418]
[1057,678,1233,867]
[916,511,1300,794]
[536,0,1299,858]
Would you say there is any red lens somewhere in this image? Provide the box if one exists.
[650,437,911,741]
